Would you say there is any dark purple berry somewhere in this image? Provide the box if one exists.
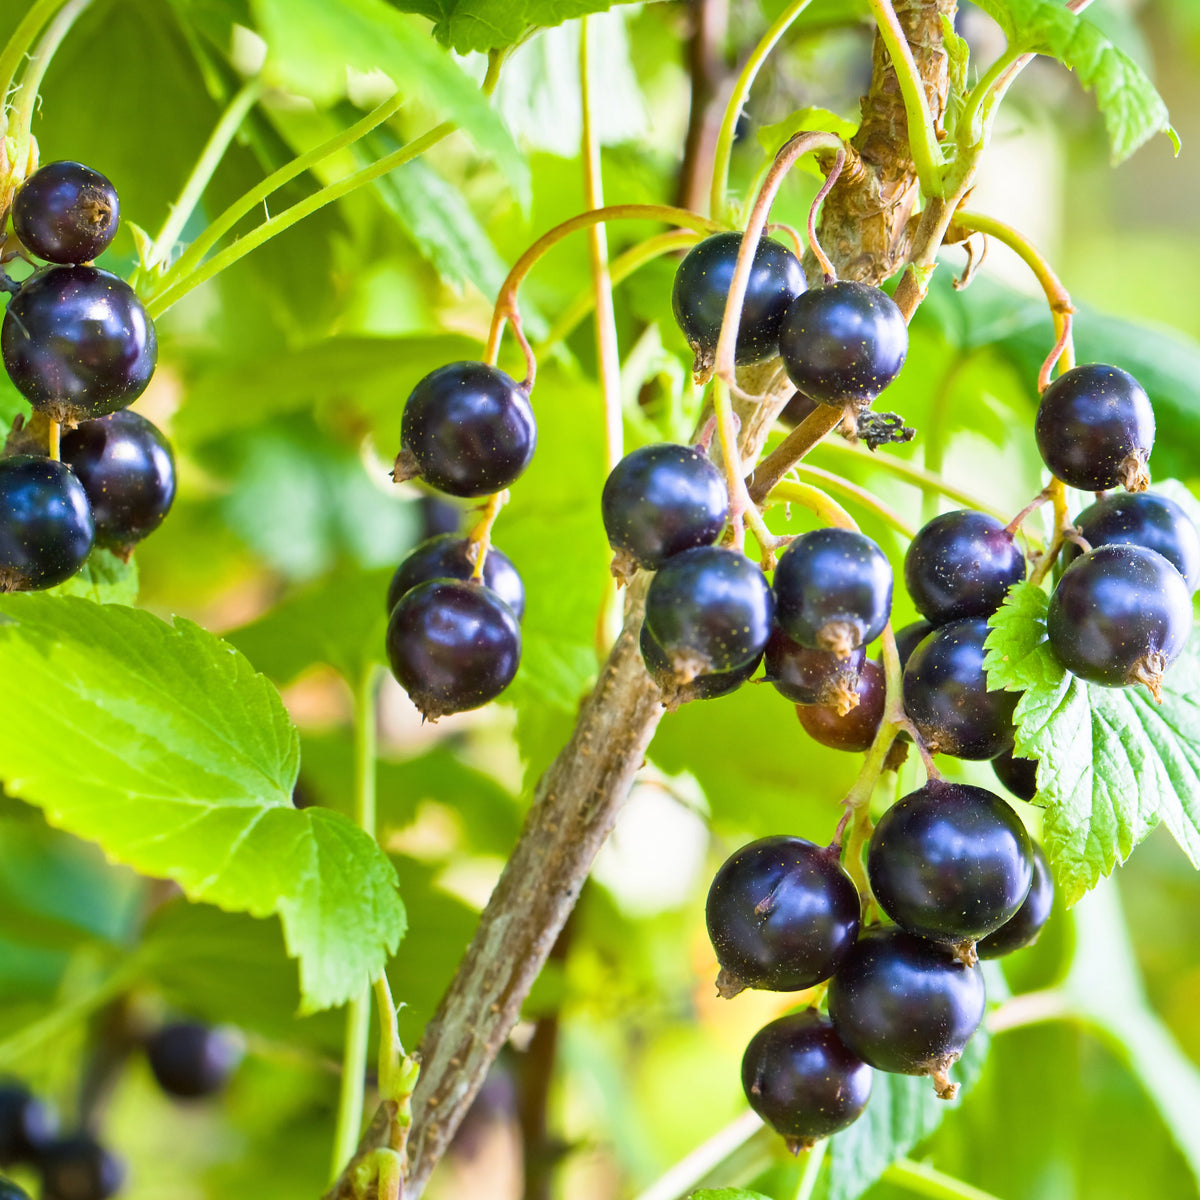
[904,510,1025,625]
[38,1134,124,1200]
[398,363,536,498]
[741,1011,873,1150]
[991,747,1038,801]
[671,232,805,367]
[12,162,120,264]
[774,528,893,656]
[778,392,818,428]
[1047,544,1191,698]
[902,618,1018,759]
[765,627,865,708]
[706,836,861,996]
[778,281,908,406]
[146,1022,243,1099]
[1035,364,1154,492]
[0,1084,57,1166]
[978,842,1054,959]
[828,927,985,1097]
[2,266,157,422]
[59,410,175,552]
[0,456,94,590]
[796,658,885,753]
[386,534,524,620]
[386,579,521,720]
[894,620,934,669]
[639,622,759,706]
[418,495,461,540]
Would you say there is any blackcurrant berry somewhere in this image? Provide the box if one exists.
[601,443,728,574]
[2,267,157,423]
[59,411,175,553]
[904,510,1025,625]
[0,456,94,591]
[12,162,120,265]
[778,281,908,406]
[978,841,1054,959]
[1035,364,1154,493]
[418,495,461,540]
[902,618,1018,759]
[0,1084,57,1166]
[1063,491,1200,592]
[774,528,893,656]
[386,579,521,720]
[867,780,1034,951]
[827,927,985,1098]
[0,1179,32,1200]
[991,747,1038,801]
[639,622,759,706]
[37,1135,124,1200]
[643,546,773,679]
[397,363,536,498]
[765,627,865,709]
[145,1022,243,1099]
[894,620,934,670]
[741,1011,873,1151]
[671,232,805,367]
[706,835,861,996]
[796,658,885,753]
[386,534,524,620]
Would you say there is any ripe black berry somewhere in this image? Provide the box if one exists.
[904,510,1025,625]
[386,534,524,620]
[639,622,759,706]
[12,162,120,264]
[386,579,521,720]
[146,1022,242,1099]
[37,1135,124,1200]
[991,747,1038,801]
[902,618,1018,759]
[0,1084,57,1166]
[2,267,157,422]
[778,281,908,406]
[1035,364,1154,492]
[765,628,865,709]
[796,658,885,753]
[1063,491,1200,592]
[601,443,728,573]
[0,456,94,590]
[867,780,1034,950]
[59,411,175,553]
[1047,544,1191,698]
[894,620,934,670]
[397,363,536,497]
[706,836,861,996]
[741,1011,873,1151]
[828,927,985,1098]
[773,528,893,656]
[978,841,1054,959]
[671,232,805,367]
[643,546,773,679]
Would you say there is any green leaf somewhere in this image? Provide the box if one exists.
[756,108,859,179]
[691,1190,772,1200]
[985,583,1200,904]
[0,595,405,1012]
[971,0,1177,161]
[46,549,139,606]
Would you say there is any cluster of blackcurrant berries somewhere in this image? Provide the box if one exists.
[385,362,535,720]
[0,161,174,589]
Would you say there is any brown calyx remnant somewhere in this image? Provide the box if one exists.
[825,675,863,717]
[785,1135,817,1156]
[608,547,640,586]
[1118,450,1151,494]
[927,1052,962,1101]
[817,619,861,658]
[1129,651,1168,703]
[390,447,419,485]
[950,938,978,968]
[715,967,747,1000]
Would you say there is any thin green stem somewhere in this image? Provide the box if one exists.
[709,0,816,220]
[146,77,262,270]
[794,1139,829,1200]
[773,467,917,538]
[713,374,780,559]
[882,1158,1005,1200]
[767,478,858,531]
[0,0,66,129]
[987,987,1075,1034]
[921,355,971,525]
[957,48,1020,146]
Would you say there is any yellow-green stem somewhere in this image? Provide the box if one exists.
[881,1158,1005,1200]
[0,0,68,132]
[956,48,1021,147]
[794,1138,829,1200]
[767,478,857,531]
[773,467,916,538]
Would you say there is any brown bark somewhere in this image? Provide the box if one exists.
[676,0,734,215]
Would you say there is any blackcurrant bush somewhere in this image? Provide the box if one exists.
[601,443,728,573]
[796,658,885,753]
[386,579,521,720]
[1035,363,1154,492]
[828,927,985,1097]
[904,510,1025,625]
[0,1084,57,1166]
[902,618,1018,759]
[867,780,1034,950]
[671,232,805,367]
[978,841,1054,959]
[774,528,893,656]
[386,534,524,620]
[639,622,759,706]
[12,162,120,265]
[991,746,1038,801]
[145,1022,243,1099]
[37,1135,124,1200]
[643,546,773,679]
[778,281,907,406]
[397,363,536,497]
[0,1179,32,1200]
[894,619,934,670]
[0,456,94,591]
[2,267,157,423]
[1047,544,1191,698]
[1063,491,1200,592]
[59,411,175,553]
[765,627,865,709]
[706,835,861,996]
[741,1011,873,1150]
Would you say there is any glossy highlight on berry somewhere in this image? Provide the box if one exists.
[978,841,1054,959]
[386,534,525,619]
[0,456,94,591]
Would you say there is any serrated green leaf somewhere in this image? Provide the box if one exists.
[0,595,405,1012]
[46,549,139,606]
[691,1189,772,1200]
